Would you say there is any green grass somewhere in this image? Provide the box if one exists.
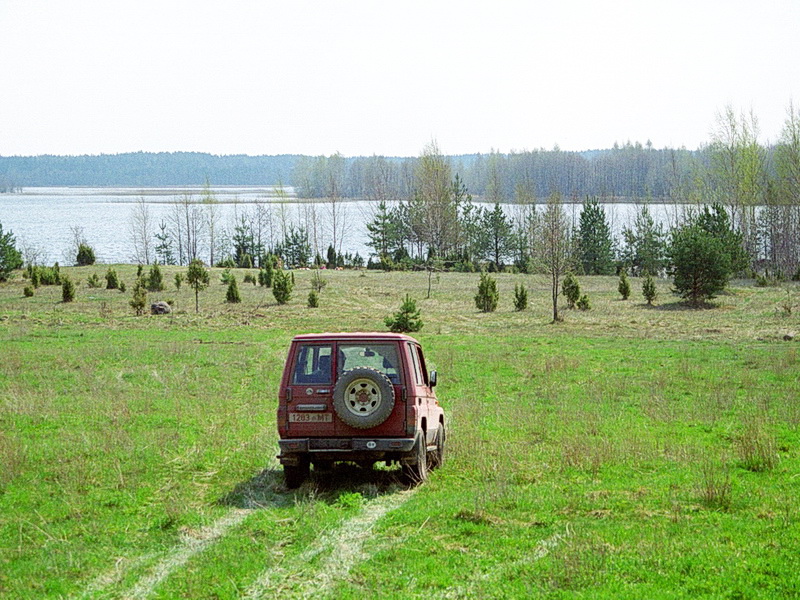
[1,266,799,598]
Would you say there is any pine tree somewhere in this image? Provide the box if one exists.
[147,263,165,292]
[618,270,631,300]
[76,243,96,266]
[61,276,76,303]
[186,259,210,313]
[308,290,319,308]
[272,270,293,304]
[385,294,423,332]
[642,272,657,305]
[105,268,120,290]
[129,277,147,315]
[513,283,528,311]
[670,224,732,306]
[578,199,615,275]
[0,222,23,282]
[226,275,241,303]
[562,272,580,309]
[474,272,499,312]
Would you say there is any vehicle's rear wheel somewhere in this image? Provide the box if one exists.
[401,432,428,485]
[284,459,309,489]
[333,367,395,429]
[430,424,445,470]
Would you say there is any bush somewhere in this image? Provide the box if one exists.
[618,270,631,300]
[86,273,102,288]
[243,273,257,285]
[23,285,34,297]
[105,268,120,290]
[577,294,591,310]
[174,272,184,290]
[308,290,319,308]
[562,272,580,309]
[272,270,293,304]
[220,268,233,285]
[147,264,165,292]
[475,272,499,313]
[226,276,241,303]
[32,264,60,286]
[385,294,423,333]
[513,283,528,311]
[130,278,147,315]
[62,276,76,303]
[642,272,657,305]
[76,243,95,266]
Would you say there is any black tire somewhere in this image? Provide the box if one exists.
[430,424,445,470]
[401,432,428,485]
[284,460,309,489]
[332,367,395,429]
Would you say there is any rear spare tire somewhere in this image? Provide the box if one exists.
[333,367,395,429]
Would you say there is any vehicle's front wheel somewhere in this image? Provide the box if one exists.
[401,432,428,485]
[284,460,309,489]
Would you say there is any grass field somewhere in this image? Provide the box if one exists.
[1,266,799,599]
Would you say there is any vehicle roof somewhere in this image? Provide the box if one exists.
[291,332,420,344]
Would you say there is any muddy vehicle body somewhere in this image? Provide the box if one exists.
[277,332,445,487]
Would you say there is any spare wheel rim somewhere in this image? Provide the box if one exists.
[344,378,383,417]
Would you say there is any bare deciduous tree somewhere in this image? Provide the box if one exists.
[129,196,152,265]
[537,192,573,323]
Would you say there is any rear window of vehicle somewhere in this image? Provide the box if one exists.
[292,344,333,384]
[338,344,401,384]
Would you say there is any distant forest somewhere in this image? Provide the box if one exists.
[0,128,792,205]
[0,145,724,201]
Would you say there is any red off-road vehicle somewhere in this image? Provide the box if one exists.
[277,332,445,488]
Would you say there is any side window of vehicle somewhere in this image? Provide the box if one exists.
[292,345,333,384]
[408,343,423,385]
[414,345,429,386]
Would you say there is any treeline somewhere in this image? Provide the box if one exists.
[0,145,723,200]
[0,152,301,187]
[292,144,702,201]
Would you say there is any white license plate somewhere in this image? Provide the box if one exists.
[289,413,333,423]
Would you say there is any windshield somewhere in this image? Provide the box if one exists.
[338,344,401,384]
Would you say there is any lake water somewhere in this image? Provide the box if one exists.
[0,186,690,265]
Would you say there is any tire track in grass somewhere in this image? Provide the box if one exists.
[76,508,252,600]
[124,508,252,600]
[244,489,415,600]
[435,526,573,599]
[74,552,159,600]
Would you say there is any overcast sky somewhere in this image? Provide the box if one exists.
[1,0,799,157]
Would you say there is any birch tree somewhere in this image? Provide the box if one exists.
[129,196,153,265]
[537,192,573,322]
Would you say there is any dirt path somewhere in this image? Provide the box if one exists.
[243,489,415,599]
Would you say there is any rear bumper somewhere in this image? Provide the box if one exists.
[278,437,416,465]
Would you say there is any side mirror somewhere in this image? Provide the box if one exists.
[429,370,437,388]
